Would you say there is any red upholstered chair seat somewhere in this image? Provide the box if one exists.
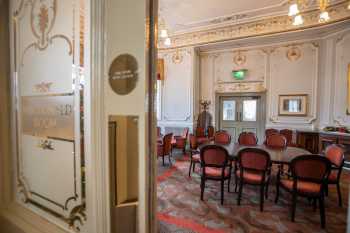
[236,170,267,185]
[205,167,230,178]
[192,153,200,162]
[280,179,322,195]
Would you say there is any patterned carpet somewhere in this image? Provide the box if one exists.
[157,151,349,233]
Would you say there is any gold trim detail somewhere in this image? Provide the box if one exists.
[18,0,73,66]
[286,46,302,62]
[159,1,350,49]
[233,50,247,66]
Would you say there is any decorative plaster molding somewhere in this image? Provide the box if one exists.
[216,82,266,93]
[159,1,350,49]
[268,42,319,125]
[286,46,302,62]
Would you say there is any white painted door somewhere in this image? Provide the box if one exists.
[219,96,264,143]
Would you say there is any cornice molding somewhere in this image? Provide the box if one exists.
[159,1,350,49]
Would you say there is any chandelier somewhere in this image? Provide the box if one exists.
[158,18,171,46]
[288,0,349,26]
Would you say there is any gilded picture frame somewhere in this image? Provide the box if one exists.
[278,94,308,116]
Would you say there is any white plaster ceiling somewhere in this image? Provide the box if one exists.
[159,0,341,34]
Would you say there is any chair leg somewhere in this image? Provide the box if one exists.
[337,183,342,207]
[234,173,238,193]
[168,154,172,166]
[221,180,224,205]
[260,184,265,212]
[313,198,317,212]
[162,155,165,166]
[237,179,243,205]
[188,161,193,177]
[200,177,205,201]
[325,184,329,197]
[265,181,269,199]
[193,162,196,172]
[275,182,280,204]
[228,176,231,192]
[291,192,297,222]
[319,195,326,229]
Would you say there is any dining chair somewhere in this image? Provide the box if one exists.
[236,148,271,211]
[275,155,331,228]
[207,126,215,140]
[157,133,173,166]
[200,145,232,205]
[280,129,297,147]
[265,128,279,137]
[266,133,287,149]
[196,126,209,145]
[214,130,231,145]
[172,127,189,154]
[325,144,345,207]
[188,134,201,177]
[238,132,258,146]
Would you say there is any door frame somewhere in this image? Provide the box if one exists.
[90,0,158,233]
[215,92,266,142]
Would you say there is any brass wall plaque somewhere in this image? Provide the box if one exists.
[109,54,138,95]
[22,95,74,140]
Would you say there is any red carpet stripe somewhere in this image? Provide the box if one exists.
[157,213,227,233]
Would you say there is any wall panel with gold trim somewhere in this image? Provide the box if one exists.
[12,0,86,232]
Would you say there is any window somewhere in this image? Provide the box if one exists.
[223,100,236,121]
[242,100,257,122]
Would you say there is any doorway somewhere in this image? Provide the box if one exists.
[217,94,266,143]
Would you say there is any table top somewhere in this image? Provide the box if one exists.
[199,142,311,164]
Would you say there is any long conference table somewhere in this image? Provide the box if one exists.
[200,141,311,164]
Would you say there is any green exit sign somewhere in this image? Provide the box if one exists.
[232,69,247,80]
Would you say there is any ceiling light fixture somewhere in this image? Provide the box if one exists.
[288,0,333,26]
[347,0,350,10]
[288,3,300,16]
[159,17,171,46]
[160,29,168,38]
[164,37,171,46]
[293,14,304,26]
[319,0,330,23]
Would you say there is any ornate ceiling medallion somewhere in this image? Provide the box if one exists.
[233,51,247,66]
[286,46,302,61]
[172,50,183,64]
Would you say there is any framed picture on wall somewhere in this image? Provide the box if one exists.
[278,94,308,116]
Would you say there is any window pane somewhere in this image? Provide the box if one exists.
[243,100,257,121]
[223,100,236,121]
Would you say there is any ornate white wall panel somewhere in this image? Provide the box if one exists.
[268,43,319,127]
[334,32,350,126]
[12,0,86,232]
[158,48,195,131]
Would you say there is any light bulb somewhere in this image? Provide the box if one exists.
[164,37,171,46]
[347,1,350,10]
[319,11,330,23]
[160,29,168,38]
[288,3,300,17]
[293,14,304,26]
